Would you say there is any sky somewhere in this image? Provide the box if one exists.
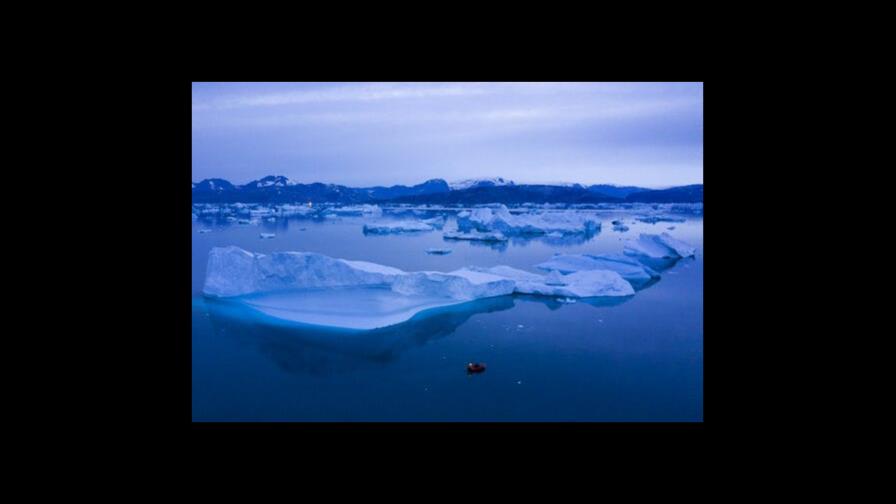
[192,82,703,188]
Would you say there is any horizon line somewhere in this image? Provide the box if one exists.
[191,175,703,191]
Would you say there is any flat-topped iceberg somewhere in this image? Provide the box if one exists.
[635,215,686,224]
[443,230,508,242]
[457,204,599,235]
[535,253,659,288]
[363,220,436,234]
[624,233,696,259]
[328,204,383,217]
[203,246,636,329]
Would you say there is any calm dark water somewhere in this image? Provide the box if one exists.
[192,209,703,421]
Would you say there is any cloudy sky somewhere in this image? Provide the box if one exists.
[192,82,703,188]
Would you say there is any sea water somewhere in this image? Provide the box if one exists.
[191,210,703,421]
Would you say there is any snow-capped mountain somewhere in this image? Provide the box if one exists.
[448,177,515,190]
[242,175,294,189]
[191,175,701,204]
[193,178,236,192]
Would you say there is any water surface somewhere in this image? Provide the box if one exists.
[192,209,703,421]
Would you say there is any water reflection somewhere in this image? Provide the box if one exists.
[203,295,515,376]
[200,291,636,377]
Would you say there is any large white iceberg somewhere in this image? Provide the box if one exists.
[624,233,696,258]
[203,246,635,329]
[535,253,659,287]
[456,205,599,235]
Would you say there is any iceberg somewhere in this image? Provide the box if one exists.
[363,220,435,234]
[328,204,383,217]
[456,205,599,235]
[468,265,635,298]
[612,223,630,232]
[197,228,212,234]
[203,247,635,329]
[623,233,696,259]
[635,215,686,224]
[535,253,659,288]
[425,248,452,255]
[443,230,508,242]
[259,233,276,239]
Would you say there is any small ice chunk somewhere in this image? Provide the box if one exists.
[259,233,276,239]
[425,248,452,255]
[612,224,630,232]
[197,228,212,233]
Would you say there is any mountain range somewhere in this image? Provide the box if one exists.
[191,176,702,204]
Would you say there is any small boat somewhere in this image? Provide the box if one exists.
[466,362,486,374]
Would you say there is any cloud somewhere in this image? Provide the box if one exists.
[192,82,490,112]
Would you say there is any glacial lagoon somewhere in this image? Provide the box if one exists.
[192,206,703,421]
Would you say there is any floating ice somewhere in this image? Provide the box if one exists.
[468,266,635,298]
[197,228,212,234]
[259,233,276,239]
[203,247,635,329]
[624,233,696,259]
[535,253,660,288]
[363,220,435,234]
[612,224,630,232]
[636,215,686,224]
[456,204,600,235]
[425,248,452,255]
[443,230,508,242]
[329,205,383,217]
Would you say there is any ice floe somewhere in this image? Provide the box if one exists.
[623,233,696,259]
[456,205,600,235]
[425,248,452,255]
[468,265,634,298]
[259,233,276,239]
[635,215,686,224]
[443,230,508,242]
[203,246,637,329]
[535,253,659,288]
[363,220,436,234]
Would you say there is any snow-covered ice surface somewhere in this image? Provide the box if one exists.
[535,253,660,289]
[203,246,642,329]
[443,230,508,242]
[624,233,696,259]
[456,205,600,236]
[362,220,436,234]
